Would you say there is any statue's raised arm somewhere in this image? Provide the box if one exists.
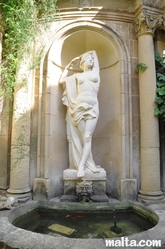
[59,56,80,84]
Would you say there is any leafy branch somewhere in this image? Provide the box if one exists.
[136,63,148,73]
[154,52,165,127]
[0,0,57,102]
[0,0,57,163]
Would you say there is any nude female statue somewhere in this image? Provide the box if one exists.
[60,51,100,178]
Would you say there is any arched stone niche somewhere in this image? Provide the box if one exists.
[36,20,134,200]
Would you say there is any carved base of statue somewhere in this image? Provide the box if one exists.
[60,168,109,202]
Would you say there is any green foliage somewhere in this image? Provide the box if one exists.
[0,0,57,101]
[0,1,57,163]
[154,52,165,126]
[136,63,148,72]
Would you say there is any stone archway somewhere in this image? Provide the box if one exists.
[35,20,134,200]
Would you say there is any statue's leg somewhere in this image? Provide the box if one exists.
[77,119,85,138]
[77,117,97,178]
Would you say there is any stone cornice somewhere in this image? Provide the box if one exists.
[56,6,165,40]
[57,6,165,30]
[56,7,134,23]
[134,6,165,37]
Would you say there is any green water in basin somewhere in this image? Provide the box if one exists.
[12,208,156,239]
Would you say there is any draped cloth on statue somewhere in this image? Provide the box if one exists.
[62,75,98,172]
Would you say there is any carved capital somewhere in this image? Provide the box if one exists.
[134,10,164,37]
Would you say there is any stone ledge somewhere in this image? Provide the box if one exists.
[63,168,106,180]
[60,194,109,202]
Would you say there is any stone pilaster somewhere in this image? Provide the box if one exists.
[7,60,32,201]
[134,9,164,202]
[0,21,10,190]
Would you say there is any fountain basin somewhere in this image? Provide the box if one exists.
[1,200,165,249]
[11,203,156,239]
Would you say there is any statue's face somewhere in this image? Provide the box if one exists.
[83,54,93,68]
[80,54,93,70]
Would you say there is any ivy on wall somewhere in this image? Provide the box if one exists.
[135,63,148,72]
[154,51,165,128]
[0,0,57,101]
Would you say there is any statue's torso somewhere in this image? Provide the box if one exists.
[75,70,100,107]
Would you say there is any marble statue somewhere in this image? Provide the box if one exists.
[60,51,101,178]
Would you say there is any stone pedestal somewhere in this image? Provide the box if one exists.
[60,168,109,202]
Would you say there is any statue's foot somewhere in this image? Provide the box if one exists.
[77,165,85,178]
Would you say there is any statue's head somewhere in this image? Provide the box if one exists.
[80,53,94,71]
